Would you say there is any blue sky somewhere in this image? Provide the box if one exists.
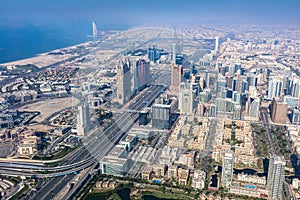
[0,0,300,27]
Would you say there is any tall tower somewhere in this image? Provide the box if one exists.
[190,60,195,75]
[171,43,177,63]
[215,37,219,52]
[178,82,196,115]
[133,59,150,92]
[116,58,131,105]
[77,102,90,136]
[271,99,288,124]
[170,65,182,94]
[248,97,260,119]
[287,77,300,99]
[221,152,234,187]
[92,21,98,38]
[267,76,284,99]
[267,155,286,200]
[152,104,171,130]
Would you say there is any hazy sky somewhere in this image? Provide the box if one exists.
[1,0,300,27]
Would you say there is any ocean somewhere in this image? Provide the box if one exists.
[0,23,130,64]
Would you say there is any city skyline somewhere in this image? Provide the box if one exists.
[0,1,300,199]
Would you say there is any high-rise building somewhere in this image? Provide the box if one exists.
[92,21,98,38]
[204,72,210,89]
[171,43,177,63]
[221,152,234,187]
[209,104,217,117]
[177,41,183,54]
[267,77,284,100]
[233,103,241,120]
[197,102,205,116]
[199,89,212,103]
[232,91,241,104]
[290,108,300,124]
[178,82,196,115]
[190,61,195,75]
[267,155,286,200]
[77,103,90,136]
[284,96,299,108]
[233,75,247,93]
[139,109,149,126]
[151,104,171,130]
[247,74,258,87]
[216,77,227,98]
[271,99,288,124]
[133,58,150,92]
[215,37,219,52]
[170,65,182,93]
[248,97,260,118]
[215,98,234,113]
[116,58,131,105]
[287,77,300,99]
[148,43,160,63]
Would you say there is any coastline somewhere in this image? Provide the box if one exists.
[0,40,95,68]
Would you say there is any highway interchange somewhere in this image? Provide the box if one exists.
[5,84,166,200]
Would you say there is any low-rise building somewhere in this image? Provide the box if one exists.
[18,143,36,156]
[153,164,166,178]
[101,156,129,177]
[292,178,300,190]
[192,170,206,190]
[142,166,153,180]
[229,183,267,199]
[119,134,137,151]
[168,165,178,180]
[237,173,266,185]
[178,168,189,186]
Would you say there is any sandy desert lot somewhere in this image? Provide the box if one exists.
[18,97,80,123]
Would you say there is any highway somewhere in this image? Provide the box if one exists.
[202,118,218,171]
[17,84,165,200]
[260,108,276,155]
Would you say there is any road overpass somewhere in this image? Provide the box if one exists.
[14,84,165,200]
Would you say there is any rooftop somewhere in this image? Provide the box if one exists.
[101,156,128,166]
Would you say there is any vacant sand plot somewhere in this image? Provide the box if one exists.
[19,97,80,123]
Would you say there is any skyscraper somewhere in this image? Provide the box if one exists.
[171,43,177,63]
[77,103,90,136]
[221,152,234,187]
[132,58,150,92]
[209,104,217,117]
[197,102,205,116]
[190,60,195,75]
[215,37,219,52]
[170,65,182,93]
[290,108,300,124]
[151,104,171,130]
[248,97,260,118]
[178,82,196,115]
[148,43,160,63]
[216,77,227,97]
[267,76,284,100]
[92,21,98,38]
[116,58,131,105]
[204,72,210,89]
[271,99,288,124]
[267,155,286,200]
[287,77,300,99]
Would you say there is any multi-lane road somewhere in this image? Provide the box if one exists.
[10,84,165,200]
[260,108,276,155]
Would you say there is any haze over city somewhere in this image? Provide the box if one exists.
[1,0,300,26]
